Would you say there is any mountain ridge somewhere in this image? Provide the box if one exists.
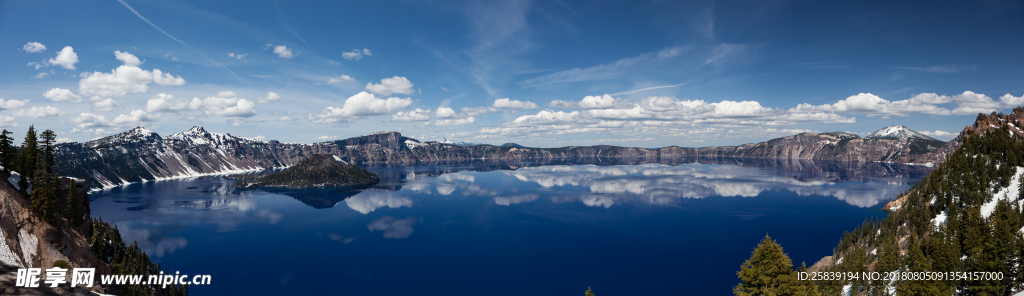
[54,123,969,190]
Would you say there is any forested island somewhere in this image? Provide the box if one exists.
[234,154,379,189]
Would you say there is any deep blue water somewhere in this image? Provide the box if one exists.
[89,160,926,295]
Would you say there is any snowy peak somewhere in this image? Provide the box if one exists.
[85,126,162,148]
[865,125,938,141]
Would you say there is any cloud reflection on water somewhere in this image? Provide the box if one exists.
[493,163,910,208]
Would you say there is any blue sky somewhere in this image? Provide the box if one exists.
[1,0,1023,147]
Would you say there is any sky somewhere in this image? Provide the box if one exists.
[1,0,1023,148]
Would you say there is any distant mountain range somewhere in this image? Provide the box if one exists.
[56,116,1005,190]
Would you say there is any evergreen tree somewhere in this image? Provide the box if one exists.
[988,198,1021,294]
[734,235,816,296]
[66,179,80,225]
[0,129,13,171]
[896,239,940,296]
[18,125,38,194]
[39,129,56,172]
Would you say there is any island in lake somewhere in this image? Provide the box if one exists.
[235,154,380,189]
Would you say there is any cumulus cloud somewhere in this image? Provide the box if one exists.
[920,130,957,138]
[431,117,476,126]
[0,98,29,110]
[314,135,338,141]
[93,98,119,112]
[114,50,143,66]
[392,108,431,122]
[308,91,412,123]
[511,110,580,125]
[461,106,500,117]
[192,91,257,117]
[146,93,192,113]
[228,53,246,60]
[43,88,81,102]
[71,113,111,128]
[278,116,295,122]
[78,51,185,98]
[365,76,414,96]
[492,98,539,109]
[14,106,64,118]
[113,109,159,125]
[549,94,618,109]
[0,116,17,128]
[367,216,416,239]
[48,46,79,70]
[435,106,456,119]
[254,91,282,104]
[22,42,46,53]
[326,75,355,84]
[342,48,372,60]
[270,45,294,59]
[794,91,1010,117]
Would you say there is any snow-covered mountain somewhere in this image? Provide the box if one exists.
[54,124,960,191]
[865,125,938,141]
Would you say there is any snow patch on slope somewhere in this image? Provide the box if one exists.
[982,167,1023,219]
[0,230,25,268]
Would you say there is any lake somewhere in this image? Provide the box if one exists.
[88,158,929,295]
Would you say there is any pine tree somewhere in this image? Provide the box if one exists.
[734,235,814,296]
[988,198,1021,294]
[66,179,80,225]
[18,125,38,194]
[39,129,56,172]
[0,129,13,171]
[896,239,940,295]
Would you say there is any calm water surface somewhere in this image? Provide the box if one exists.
[89,159,927,295]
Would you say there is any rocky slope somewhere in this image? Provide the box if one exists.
[235,154,379,189]
[55,123,964,191]
[0,171,111,295]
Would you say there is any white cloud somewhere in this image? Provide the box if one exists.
[893,65,974,73]
[113,109,159,125]
[342,48,372,60]
[0,116,17,128]
[431,117,476,126]
[461,106,500,117]
[392,108,431,122]
[920,130,957,138]
[93,98,119,112]
[22,42,46,53]
[365,76,414,96]
[146,93,192,113]
[0,98,28,110]
[326,75,355,84]
[271,45,294,59]
[253,135,267,141]
[278,116,295,122]
[254,91,282,104]
[71,113,111,128]
[308,91,413,123]
[43,88,81,102]
[114,50,143,66]
[14,106,64,118]
[228,52,246,60]
[492,98,539,109]
[435,106,456,119]
[78,51,185,98]
[193,91,257,117]
[511,110,580,125]
[522,46,688,87]
[549,94,619,109]
[48,46,79,70]
[794,91,1008,117]
[152,69,186,86]
[314,135,338,141]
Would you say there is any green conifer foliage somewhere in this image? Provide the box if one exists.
[0,129,13,171]
[66,179,80,225]
[18,125,37,194]
[734,235,813,296]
